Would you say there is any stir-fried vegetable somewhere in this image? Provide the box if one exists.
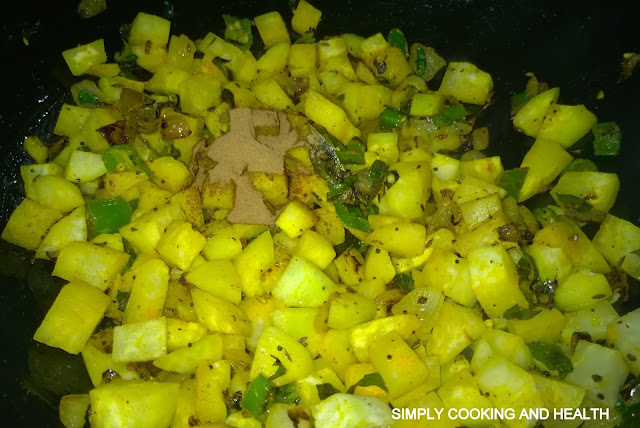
[3,3,638,427]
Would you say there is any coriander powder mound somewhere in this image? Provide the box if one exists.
[190,108,304,225]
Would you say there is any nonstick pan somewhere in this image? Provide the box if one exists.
[1,0,639,425]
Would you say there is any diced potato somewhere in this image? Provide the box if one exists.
[467,245,528,318]
[101,171,149,199]
[81,343,139,387]
[167,34,196,71]
[470,329,533,373]
[391,288,443,327]
[249,172,289,208]
[537,104,598,148]
[554,271,612,312]
[453,176,506,205]
[313,205,345,246]
[271,307,324,357]
[369,331,430,398]
[379,160,431,220]
[334,248,365,286]
[364,246,396,284]
[410,93,445,117]
[593,214,640,271]
[165,280,198,322]
[91,233,124,252]
[460,156,504,185]
[367,132,399,165]
[33,281,109,354]
[291,0,322,36]
[202,179,235,210]
[191,288,251,336]
[312,393,393,428]
[513,87,560,137]
[251,325,314,386]
[416,250,476,308]
[253,79,294,110]
[155,220,206,270]
[234,231,274,297]
[272,256,337,307]
[172,379,197,428]
[185,259,242,304]
[148,157,194,193]
[438,62,493,105]
[200,221,243,260]
[123,258,169,324]
[474,356,544,424]
[112,317,167,363]
[195,362,227,423]
[89,381,180,428]
[52,241,130,291]
[349,315,422,363]
[459,193,503,230]
[120,203,184,254]
[179,74,222,116]
[561,301,618,345]
[607,308,640,375]
[365,222,426,258]
[523,243,572,282]
[437,369,494,426]
[23,136,48,164]
[343,84,392,123]
[533,373,586,423]
[551,171,620,213]
[129,12,171,46]
[328,293,377,329]
[59,394,91,428]
[62,39,107,76]
[36,206,87,260]
[257,43,290,74]
[254,12,290,48]
[289,43,317,77]
[166,318,208,351]
[145,64,191,94]
[305,90,360,143]
[318,38,356,81]
[153,335,223,374]
[427,302,485,364]
[565,341,629,407]
[30,174,85,213]
[295,230,336,270]
[507,308,567,343]
[519,138,573,202]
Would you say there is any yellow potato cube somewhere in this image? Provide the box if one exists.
[294,230,336,270]
[191,288,251,336]
[272,256,337,307]
[62,39,107,76]
[276,199,318,238]
[129,12,171,46]
[185,259,242,304]
[234,231,274,297]
[254,12,290,48]
[123,258,169,324]
[250,325,314,386]
[2,198,62,250]
[195,362,228,423]
[148,156,194,194]
[427,302,485,364]
[59,394,90,428]
[112,317,167,363]
[52,241,130,291]
[153,335,223,374]
[155,220,206,270]
[291,0,322,36]
[33,281,109,354]
[166,318,208,352]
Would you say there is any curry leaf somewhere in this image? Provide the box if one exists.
[269,363,287,381]
[528,341,573,378]
[316,383,341,400]
[347,372,388,394]
[392,273,415,292]
[333,202,371,233]
[116,291,130,312]
[274,383,299,404]
[503,304,540,320]
[496,168,528,199]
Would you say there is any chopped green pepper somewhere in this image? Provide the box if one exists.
[495,168,528,199]
[336,138,366,165]
[78,90,100,105]
[379,108,408,129]
[432,104,467,128]
[88,197,133,235]
[415,46,426,77]
[240,374,273,421]
[510,91,532,116]
[223,15,253,50]
[592,122,621,156]
[388,28,408,57]
[102,144,152,177]
[409,44,446,81]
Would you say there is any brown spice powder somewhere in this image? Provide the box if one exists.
[190,108,303,224]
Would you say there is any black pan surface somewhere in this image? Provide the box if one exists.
[1,0,639,424]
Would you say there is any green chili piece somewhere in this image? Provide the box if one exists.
[416,46,426,77]
[240,374,273,421]
[333,202,371,233]
[101,144,152,177]
[379,108,408,129]
[223,15,253,50]
[592,122,622,156]
[88,197,133,235]
[388,28,408,57]
[432,105,467,128]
